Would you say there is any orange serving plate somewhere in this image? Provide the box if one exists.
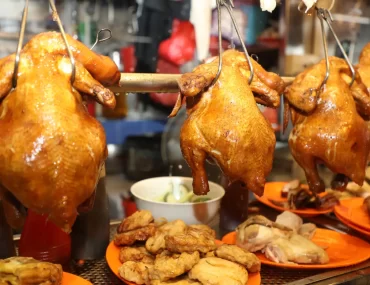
[334,210,370,237]
[221,229,370,269]
[254,182,333,217]
[106,240,261,285]
[62,272,91,285]
[334,198,370,232]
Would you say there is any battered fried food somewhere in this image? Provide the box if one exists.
[189,257,248,285]
[119,246,154,264]
[189,225,216,238]
[0,257,63,285]
[118,210,154,233]
[146,220,187,254]
[115,224,156,246]
[150,251,200,282]
[165,226,217,253]
[151,276,201,285]
[215,244,261,273]
[118,261,153,285]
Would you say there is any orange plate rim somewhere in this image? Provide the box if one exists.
[334,206,370,236]
[254,182,333,216]
[106,240,261,285]
[334,198,370,232]
[221,229,370,270]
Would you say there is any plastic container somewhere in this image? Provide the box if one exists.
[18,210,71,265]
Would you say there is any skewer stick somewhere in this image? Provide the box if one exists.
[109,73,295,94]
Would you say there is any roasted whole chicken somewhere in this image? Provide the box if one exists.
[169,49,285,196]
[0,32,120,232]
[284,57,370,194]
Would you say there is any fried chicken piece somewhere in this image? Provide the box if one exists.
[189,225,216,238]
[115,224,156,246]
[0,32,120,232]
[117,210,154,233]
[118,261,152,285]
[146,220,187,254]
[0,257,63,285]
[215,244,261,273]
[169,49,284,196]
[189,257,248,285]
[284,57,370,193]
[165,226,217,254]
[119,246,154,264]
[151,276,201,285]
[150,251,200,282]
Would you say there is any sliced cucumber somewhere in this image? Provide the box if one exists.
[191,196,211,203]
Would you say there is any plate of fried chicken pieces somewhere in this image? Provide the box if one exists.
[0,257,91,285]
[106,210,261,285]
[222,211,370,269]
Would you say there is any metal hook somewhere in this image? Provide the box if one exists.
[318,8,355,87]
[90,28,112,50]
[316,8,330,90]
[49,0,76,85]
[12,0,29,89]
[212,0,254,86]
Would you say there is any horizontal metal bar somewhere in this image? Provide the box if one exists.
[109,73,295,94]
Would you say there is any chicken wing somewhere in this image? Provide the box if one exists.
[0,32,120,232]
[117,210,154,233]
[169,49,285,196]
[284,57,370,193]
[114,224,157,246]
[118,261,153,285]
[119,246,154,264]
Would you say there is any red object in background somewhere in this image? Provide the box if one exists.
[158,20,196,66]
[19,210,71,265]
[87,102,95,117]
[120,45,136,73]
[122,198,137,218]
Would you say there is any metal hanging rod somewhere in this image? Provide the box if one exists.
[108,73,295,94]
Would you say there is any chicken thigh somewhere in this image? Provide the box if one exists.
[169,50,285,195]
[0,32,120,232]
[284,57,370,193]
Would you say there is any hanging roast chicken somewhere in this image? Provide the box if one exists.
[169,49,285,196]
[283,56,370,193]
[0,32,120,233]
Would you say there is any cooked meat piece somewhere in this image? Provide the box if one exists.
[275,211,303,232]
[118,261,152,285]
[284,57,370,194]
[150,251,200,282]
[236,216,292,252]
[298,223,317,240]
[189,257,248,285]
[356,43,370,100]
[117,210,154,233]
[215,244,261,273]
[0,257,63,285]
[0,32,120,232]
[151,276,201,285]
[165,226,216,254]
[119,246,154,264]
[169,49,284,196]
[146,220,187,254]
[264,234,329,264]
[188,224,216,238]
[114,224,156,246]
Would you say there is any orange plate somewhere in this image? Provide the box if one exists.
[254,182,333,217]
[334,198,370,232]
[221,229,370,269]
[106,241,261,285]
[62,272,91,285]
[334,210,370,237]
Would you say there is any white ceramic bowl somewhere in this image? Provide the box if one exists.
[130,176,225,225]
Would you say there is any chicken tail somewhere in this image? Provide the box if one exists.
[168,93,184,118]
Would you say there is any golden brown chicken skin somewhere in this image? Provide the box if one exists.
[284,57,370,193]
[0,32,120,232]
[169,49,285,196]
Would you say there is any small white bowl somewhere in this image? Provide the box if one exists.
[130,176,225,225]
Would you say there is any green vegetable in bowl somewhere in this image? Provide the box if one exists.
[154,183,211,203]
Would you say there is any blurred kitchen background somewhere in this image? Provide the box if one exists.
[1,0,369,219]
